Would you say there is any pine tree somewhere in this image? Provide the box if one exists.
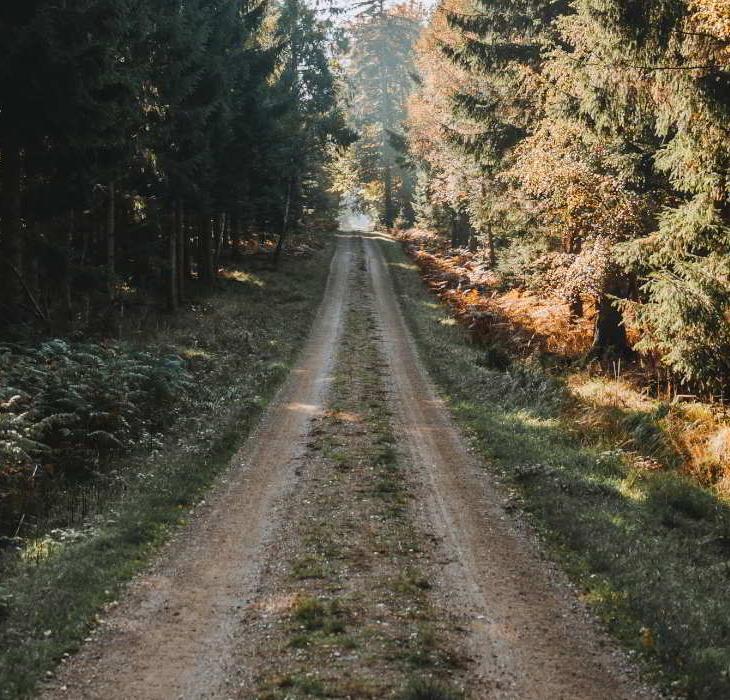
[269,0,355,259]
[408,0,730,383]
[0,1,148,313]
[346,3,422,226]
[420,0,642,354]
[0,0,352,330]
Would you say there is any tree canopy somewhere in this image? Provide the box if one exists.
[0,0,353,330]
[407,0,730,390]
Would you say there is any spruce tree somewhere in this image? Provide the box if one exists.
[269,0,355,259]
[548,0,730,382]
[346,4,422,226]
[0,1,148,311]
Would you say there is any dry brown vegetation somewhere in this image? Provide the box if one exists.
[399,228,595,358]
[380,233,730,698]
[397,228,730,496]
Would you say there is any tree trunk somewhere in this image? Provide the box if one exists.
[0,139,23,304]
[197,213,213,285]
[80,225,90,266]
[230,213,241,258]
[383,165,394,228]
[592,274,631,358]
[275,177,295,264]
[214,212,226,270]
[176,200,185,301]
[569,294,584,320]
[485,225,496,267]
[468,229,478,253]
[25,222,40,302]
[182,204,192,285]
[168,206,178,311]
[60,212,75,330]
[106,180,116,302]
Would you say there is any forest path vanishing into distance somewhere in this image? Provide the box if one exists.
[41,233,657,699]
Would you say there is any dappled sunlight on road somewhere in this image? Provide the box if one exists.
[284,401,321,416]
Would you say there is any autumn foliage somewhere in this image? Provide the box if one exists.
[406,0,730,393]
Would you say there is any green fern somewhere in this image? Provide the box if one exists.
[0,340,192,483]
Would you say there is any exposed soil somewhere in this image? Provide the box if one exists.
[232,241,483,698]
[42,233,657,699]
[363,233,656,699]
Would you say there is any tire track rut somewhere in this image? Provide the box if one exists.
[363,232,655,699]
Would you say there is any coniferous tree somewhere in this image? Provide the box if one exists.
[407,0,730,382]
[411,0,643,355]
[269,0,355,259]
[559,0,730,383]
[0,0,351,331]
[345,3,423,227]
[1,1,149,315]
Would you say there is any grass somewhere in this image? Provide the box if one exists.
[291,555,329,580]
[567,374,730,490]
[255,254,466,699]
[275,674,327,696]
[292,595,347,635]
[378,233,730,700]
[399,679,464,700]
[0,238,336,699]
[401,228,730,494]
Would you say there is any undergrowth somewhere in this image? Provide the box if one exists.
[379,234,730,700]
[398,228,730,494]
[0,341,192,534]
[0,238,335,699]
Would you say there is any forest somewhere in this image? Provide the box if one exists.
[0,0,355,530]
[1,0,730,697]
[0,0,354,325]
[404,0,730,390]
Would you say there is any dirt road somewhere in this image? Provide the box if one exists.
[41,237,353,699]
[43,233,654,699]
[363,234,654,699]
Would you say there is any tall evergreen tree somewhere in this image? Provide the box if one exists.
[0,0,352,330]
[345,3,422,226]
[1,1,149,313]
[269,0,355,258]
[407,0,730,384]
[559,0,730,383]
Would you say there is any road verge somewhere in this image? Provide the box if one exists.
[376,232,730,699]
[0,239,336,699]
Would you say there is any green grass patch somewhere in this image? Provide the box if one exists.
[0,239,336,699]
[378,234,730,699]
[292,595,348,636]
[275,674,327,696]
[393,568,432,595]
[291,554,331,580]
[399,679,463,700]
